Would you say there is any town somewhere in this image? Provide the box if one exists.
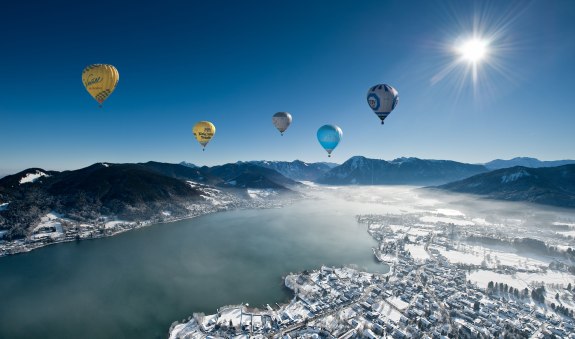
[169,212,575,338]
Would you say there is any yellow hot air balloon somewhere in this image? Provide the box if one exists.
[193,121,216,151]
[82,64,119,107]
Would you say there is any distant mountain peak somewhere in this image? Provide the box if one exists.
[485,157,575,170]
[241,160,335,181]
[179,161,197,168]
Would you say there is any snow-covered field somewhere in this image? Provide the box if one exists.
[387,296,409,311]
[435,246,484,265]
[405,244,430,261]
[432,243,550,271]
[557,230,575,238]
[216,307,242,327]
[469,269,575,290]
[30,212,65,240]
[373,300,403,323]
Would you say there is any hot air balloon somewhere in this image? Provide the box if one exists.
[317,124,342,157]
[193,121,216,151]
[272,112,292,136]
[366,84,399,124]
[82,64,119,107]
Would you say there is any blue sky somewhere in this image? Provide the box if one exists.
[1,0,574,173]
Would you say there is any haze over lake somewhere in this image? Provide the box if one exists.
[1,185,574,339]
[0,187,393,339]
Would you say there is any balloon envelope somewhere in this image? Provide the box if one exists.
[317,124,342,156]
[193,121,216,149]
[82,64,119,106]
[366,84,399,124]
[272,112,292,135]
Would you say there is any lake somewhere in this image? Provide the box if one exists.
[0,193,390,339]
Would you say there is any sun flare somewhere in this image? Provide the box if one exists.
[457,38,488,63]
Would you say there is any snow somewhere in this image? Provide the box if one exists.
[19,170,49,184]
[469,269,575,290]
[216,307,243,327]
[407,229,430,237]
[373,301,403,323]
[227,180,237,186]
[389,225,409,233]
[405,244,430,261]
[419,216,474,226]
[433,243,551,270]
[436,247,485,265]
[105,221,133,229]
[434,209,465,217]
[101,163,109,167]
[31,212,65,240]
[501,170,530,183]
[247,189,278,199]
[44,212,62,220]
[553,221,575,227]
[0,202,8,211]
[387,296,409,311]
[472,218,491,225]
[161,211,171,216]
[556,230,575,238]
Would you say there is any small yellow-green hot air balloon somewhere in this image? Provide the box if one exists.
[82,64,119,107]
[193,121,216,151]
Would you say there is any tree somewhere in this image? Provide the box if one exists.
[473,301,480,311]
[488,281,494,290]
[556,293,560,300]
[568,283,572,291]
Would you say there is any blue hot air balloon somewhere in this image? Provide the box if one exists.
[317,124,342,157]
[367,83,399,124]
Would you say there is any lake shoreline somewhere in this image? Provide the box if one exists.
[0,196,298,258]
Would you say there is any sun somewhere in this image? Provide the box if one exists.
[457,38,488,64]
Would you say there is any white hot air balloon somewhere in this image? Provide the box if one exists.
[366,84,399,124]
[272,112,292,136]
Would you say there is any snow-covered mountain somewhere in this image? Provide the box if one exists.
[241,160,337,181]
[179,161,197,168]
[0,161,299,240]
[484,157,575,170]
[317,156,488,185]
[437,165,575,208]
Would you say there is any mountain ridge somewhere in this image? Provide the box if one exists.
[436,164,575,208]
[484,157,575,170]
[317,156,488,185]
